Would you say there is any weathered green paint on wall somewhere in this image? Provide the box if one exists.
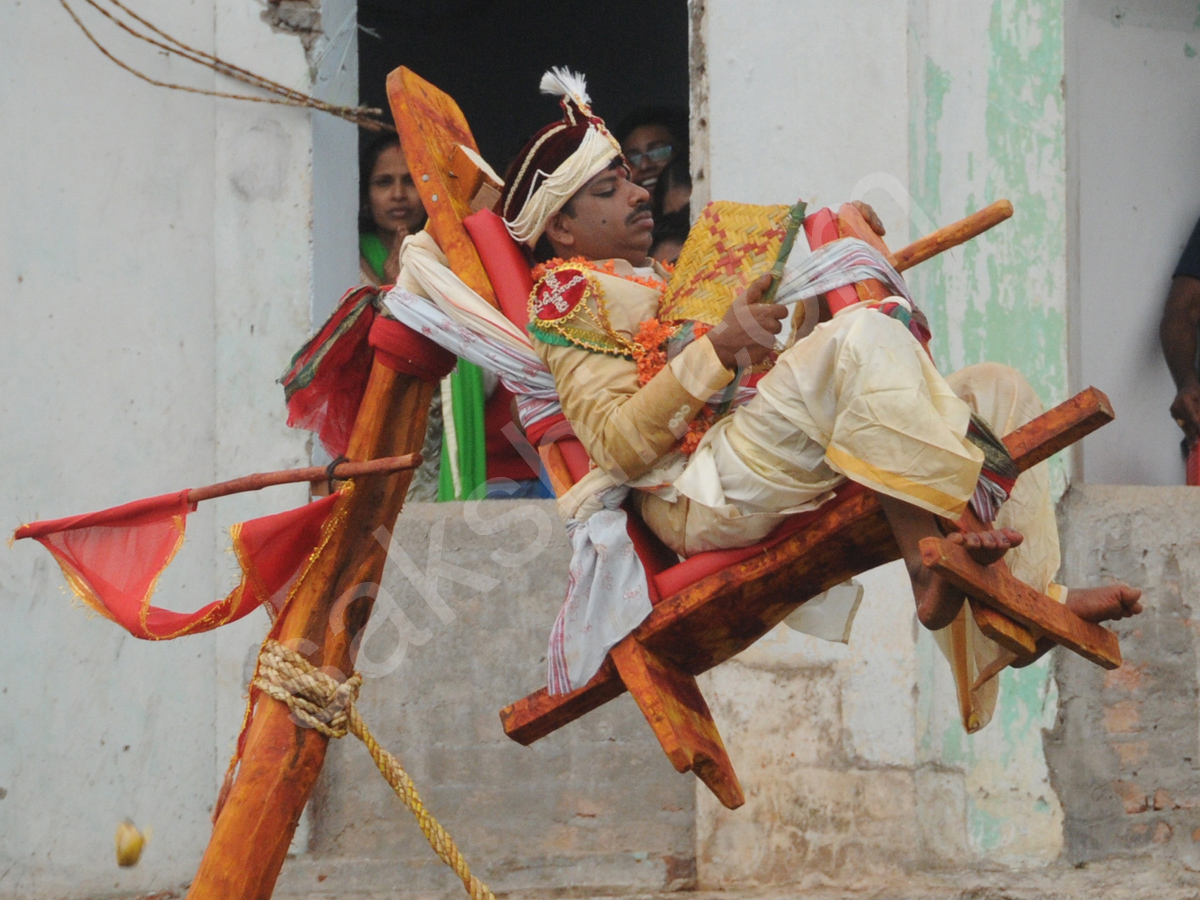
[909,0,1068,863]
[911,57,953,369]
[908,1,1069,496]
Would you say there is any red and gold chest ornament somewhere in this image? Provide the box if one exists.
[527,260,719,454]
[527,262,637,358]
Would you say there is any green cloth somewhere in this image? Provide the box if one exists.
[437,360,489,501]
[360,232,389,282]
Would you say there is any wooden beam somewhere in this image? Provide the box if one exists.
[969,599,1038,656]
[610,638,744,810]
[499,658,627,746]
[892,200,1014,272]
[1003,386,1113,473]
[186,365,436,900]
[920,536,1121,670]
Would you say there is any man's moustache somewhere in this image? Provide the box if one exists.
[626,203,654,225]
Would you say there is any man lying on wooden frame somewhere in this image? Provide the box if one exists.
[479,69,1144,726]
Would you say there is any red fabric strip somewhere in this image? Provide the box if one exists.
[368,316,456,381]
[15,491,343,641]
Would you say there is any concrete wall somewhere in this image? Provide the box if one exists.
[1049,486,1200,868]
[0,1,342,894]
[1067,0,1200,485]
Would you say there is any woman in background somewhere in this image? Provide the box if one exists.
[359,132,427,285]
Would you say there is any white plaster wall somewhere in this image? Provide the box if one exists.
[1068,0,1200,485]
[0,2,323,894]
[695,0,911,219]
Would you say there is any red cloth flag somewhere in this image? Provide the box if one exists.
[14,490,345,640]
[279,285,380,457]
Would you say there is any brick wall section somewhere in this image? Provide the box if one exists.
[1047,485,1200,867]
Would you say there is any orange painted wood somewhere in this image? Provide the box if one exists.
[970,599,1039,655]
[950,504,1040,656]
[389,67,498,308]
[919,536,1122,669]
[187,364,436,900]
[610,639,744,809]
[1001,386,1113,473]
[500,658,628,745]
[891,200,1014,273]
[500,387,1119,744]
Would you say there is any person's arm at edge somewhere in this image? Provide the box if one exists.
[1160,274,1200,447]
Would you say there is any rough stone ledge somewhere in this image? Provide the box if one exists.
[68,857,1200,900]
[271,857,1200,899]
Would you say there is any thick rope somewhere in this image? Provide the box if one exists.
[253,640,496,900]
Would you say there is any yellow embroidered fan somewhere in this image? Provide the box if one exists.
[659,200,806,325]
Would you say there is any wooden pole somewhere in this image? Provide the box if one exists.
[891,200,1014,272]
[186,360,436,900]
[186,453,421,504]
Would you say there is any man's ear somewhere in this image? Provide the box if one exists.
[543,211,575,249]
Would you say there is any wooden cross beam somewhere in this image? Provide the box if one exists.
[500,388,1121,809]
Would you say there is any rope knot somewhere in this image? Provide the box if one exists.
[252,639,363,739]
[246,638,495,900]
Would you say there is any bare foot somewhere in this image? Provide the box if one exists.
[1065,584,1143,623]
[946,528,1024,566]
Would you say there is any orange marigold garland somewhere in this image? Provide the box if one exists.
[632,318,716,454]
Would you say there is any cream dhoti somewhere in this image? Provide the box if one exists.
[646,306,1061,730]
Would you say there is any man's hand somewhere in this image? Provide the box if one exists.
[707,274,788,370]
[852,200,886,236]
[1171,380,1200,449]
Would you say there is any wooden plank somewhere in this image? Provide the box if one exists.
[949,506,1039,655]
[609,638,744,810]
[499,658,626,745]
[1003,386,1113,473]
[892,200,1013,272]
[970,599,1038,655]
[920,536,1121,669]
[501,388,1120,744]
[389,67,498,307]
[188,366,437,900]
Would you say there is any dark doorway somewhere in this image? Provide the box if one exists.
[358,0,688,170]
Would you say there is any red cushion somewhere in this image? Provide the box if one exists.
[804,207,860,316]
[652,483,865,600]
[463,209,533,329]
[484,384,539,481]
